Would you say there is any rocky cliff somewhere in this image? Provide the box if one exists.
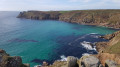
[18,10,120,29]
[0,49,30,67]
[95,31,120,66]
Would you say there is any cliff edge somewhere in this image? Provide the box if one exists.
[0,49,30,67]
[18,10,120,29]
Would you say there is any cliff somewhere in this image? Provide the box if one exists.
[96,31,120,66]
[18,10,120,29]
[0,49,30,67]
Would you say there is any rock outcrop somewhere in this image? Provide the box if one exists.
[17,11,61,20]
[0,49,29,67]
[67,56,78,67]
[105,60,117,67]
[78,56,101,67]
[18,10,120,29]
[96,31,120,66]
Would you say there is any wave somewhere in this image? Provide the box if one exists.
[60,55,67,61]
[89,33,98,34]
[80,41,96,50]
[82,53,90,56]
[34,65,41,67]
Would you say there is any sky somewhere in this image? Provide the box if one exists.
[0,0,120,11]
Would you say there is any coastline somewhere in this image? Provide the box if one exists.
[17,10,120,67]
[0,10,120,67]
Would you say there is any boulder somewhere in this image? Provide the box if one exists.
[67,56,78,67]
[42,61,48,66]
[0,49,29,67]
[7,56,22,67]
[105,60,117,67]
[78,56,101,67]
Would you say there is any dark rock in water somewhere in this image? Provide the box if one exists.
[105,60,117,67]
[0,49,29,67]
[31,59,52,64]
[67,56,78,67]
[8,38,39,43]
[78,56,101,67]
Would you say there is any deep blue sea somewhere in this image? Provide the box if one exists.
[0,11,118,67]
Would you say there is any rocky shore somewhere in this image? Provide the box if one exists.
[17,10,120,29]
[37,31,120,67]
[1,10,119,67]
[0,49,30,67]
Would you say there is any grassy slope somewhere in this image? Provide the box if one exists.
[104,33,120,55]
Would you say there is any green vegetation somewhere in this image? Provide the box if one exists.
[59,11,71,13]
[104,34,120,55]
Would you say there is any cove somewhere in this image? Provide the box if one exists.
[0,11,118,67]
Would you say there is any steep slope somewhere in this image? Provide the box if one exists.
[18,10,120,28]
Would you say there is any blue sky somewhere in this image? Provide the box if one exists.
[0,0,120,11]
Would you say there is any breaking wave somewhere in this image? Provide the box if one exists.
[82,53,90,56]
[58,55,67,61]
[80,41,96,50]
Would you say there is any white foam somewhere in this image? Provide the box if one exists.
[34,65,41,67]
[90,33,97,34]
[80,41,96,50]
[82,53,90,56]
[60,55,67,61]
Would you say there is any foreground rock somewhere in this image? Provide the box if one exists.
[78,56,101,67]
[67,56,78,67]
[105,60,117,67]
[0,49,29,67]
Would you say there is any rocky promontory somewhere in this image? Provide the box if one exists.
[18,10,120,29]
[0,49,29,67]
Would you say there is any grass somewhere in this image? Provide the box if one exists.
[104,34,120,55]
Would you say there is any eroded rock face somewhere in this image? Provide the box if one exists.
[0,49,29,67]
[96,42,108,53]
[67,56,78,67]
[96,53,120,67]
[105,60,117,67]
[17,11,61,20]
[78,56,101,67]
[100,31,120,40]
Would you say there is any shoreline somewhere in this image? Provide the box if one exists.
[0,10,120,67]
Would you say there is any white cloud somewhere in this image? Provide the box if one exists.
[69,0,91,2]
[111,0,120,3]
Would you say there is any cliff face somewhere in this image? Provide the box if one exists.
[0,49,29,67]
[96,31,120,66]
[17,11,61,20]
[18,10,120,28]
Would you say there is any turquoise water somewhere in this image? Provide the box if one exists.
[0,11,118,67]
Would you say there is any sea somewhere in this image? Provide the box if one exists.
[0,11,118,67]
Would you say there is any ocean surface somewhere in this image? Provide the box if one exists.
[0,11,118,67]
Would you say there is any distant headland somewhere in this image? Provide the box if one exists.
[18,9,120,29]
